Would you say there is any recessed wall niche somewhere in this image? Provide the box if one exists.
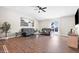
[20,17,34,28]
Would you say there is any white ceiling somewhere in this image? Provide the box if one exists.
[3,6,79,20]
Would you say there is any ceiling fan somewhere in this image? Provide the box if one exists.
[35,6,47,13]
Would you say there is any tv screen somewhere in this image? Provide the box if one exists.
[75,10,79,25]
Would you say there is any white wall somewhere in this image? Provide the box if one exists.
[0,7,39,37]
[39,15,75,36]
[39,20,51,30]
[59,15,75,36]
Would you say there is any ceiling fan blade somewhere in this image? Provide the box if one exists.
[37,6,41,9]
[36,6,46,13]
[41,9,46,12]
[42,7,47,9]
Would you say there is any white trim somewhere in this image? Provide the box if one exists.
[59,34,69,38]
[0,35,21,40]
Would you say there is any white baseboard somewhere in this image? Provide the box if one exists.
[60,34,69,37]
[0,36,15,40]
[0,35,21,40]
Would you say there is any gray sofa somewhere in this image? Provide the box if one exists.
[21,28,35,37]
[41,28,51,35]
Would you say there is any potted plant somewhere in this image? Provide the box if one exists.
[0,22,11,37]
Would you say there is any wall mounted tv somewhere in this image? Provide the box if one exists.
[75,8,79,25]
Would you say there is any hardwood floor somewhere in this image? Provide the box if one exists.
[0,40,5,53]
[0,35,79,53]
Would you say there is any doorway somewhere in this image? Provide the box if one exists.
[51,21,59,35]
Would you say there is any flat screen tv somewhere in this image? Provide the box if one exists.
[75,9,79,25]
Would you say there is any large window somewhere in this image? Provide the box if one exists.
[51,21,58,32]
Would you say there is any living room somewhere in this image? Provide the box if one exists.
[0,6,79,53]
